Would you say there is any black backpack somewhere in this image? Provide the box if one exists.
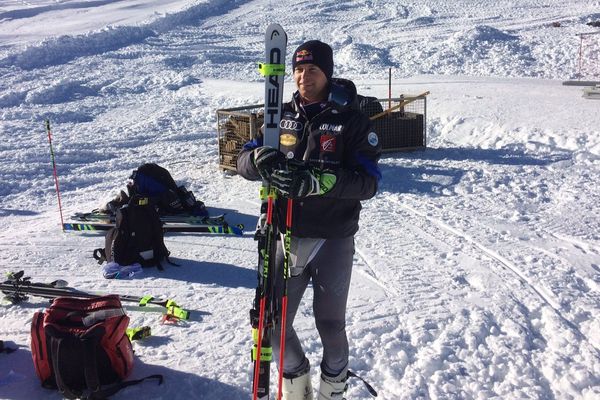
[127,163,207,216]
[94,196,171,270]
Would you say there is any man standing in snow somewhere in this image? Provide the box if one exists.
[237,40,381,400]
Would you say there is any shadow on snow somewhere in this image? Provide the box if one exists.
[379,146,571,195]
[0,347,249,400]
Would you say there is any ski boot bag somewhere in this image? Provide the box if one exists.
[31,295,140,399]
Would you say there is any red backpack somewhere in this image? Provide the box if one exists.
[31,295,161,399]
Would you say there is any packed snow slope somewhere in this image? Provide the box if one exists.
[1,1,599,399]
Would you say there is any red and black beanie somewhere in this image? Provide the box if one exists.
[292,40,334,79]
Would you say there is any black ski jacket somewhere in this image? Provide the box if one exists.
[237,78,381,238]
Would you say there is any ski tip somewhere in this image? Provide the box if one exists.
[266,23,287,40]
[229,224,244,236]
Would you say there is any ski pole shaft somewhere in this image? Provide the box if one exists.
[45,120,65,230]
[253,187,276,400]
[276,197,293,400]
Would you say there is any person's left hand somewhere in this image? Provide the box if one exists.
[271,167,336,198]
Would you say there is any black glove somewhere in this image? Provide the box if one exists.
[252,146,285,179]
[271,167,337,198]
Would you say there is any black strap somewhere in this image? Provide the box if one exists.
[82,337,101,394]
[84,374,163,400]
[93,248,106,264]
[348,370,378,397]
[49,336,82,399]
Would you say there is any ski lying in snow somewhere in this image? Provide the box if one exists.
[63,221,244,236]
[1,271,190,321]
[1,271,68,304]
[65,210,244,235]
[71,211,228,225]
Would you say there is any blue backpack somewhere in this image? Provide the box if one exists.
[127,163,207,216]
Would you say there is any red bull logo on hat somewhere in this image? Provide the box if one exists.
[296,49,313,62]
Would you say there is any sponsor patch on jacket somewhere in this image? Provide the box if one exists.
[319,123,343,132]
[368,131,379,147]
[280,133,297,147]
[320,134,337,152]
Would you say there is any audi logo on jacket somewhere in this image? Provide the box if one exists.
[237,78,382,238]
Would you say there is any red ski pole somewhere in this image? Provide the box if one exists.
[45,120,65,230]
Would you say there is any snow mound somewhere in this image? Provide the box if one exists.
[25,79,98,104]
[461,25,520,43]
[0,26,157,70]
[0,90,27,108]
[336,42,392,75]
[0,0,233,71]
[425,25,536,77]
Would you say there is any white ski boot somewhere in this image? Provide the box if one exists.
[317,366,348,400]
[282,370,314,400]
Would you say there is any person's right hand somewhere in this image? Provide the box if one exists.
[252,146,285,179]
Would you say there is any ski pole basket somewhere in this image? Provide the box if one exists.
[217,105,264,172]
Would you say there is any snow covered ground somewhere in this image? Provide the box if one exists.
[1,0,599,399]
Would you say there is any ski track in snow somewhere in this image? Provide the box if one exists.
[1,0,600,399]
[352,193,600,399]
[398,200,599,353]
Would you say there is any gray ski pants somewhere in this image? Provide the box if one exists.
[272,236,354,377]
